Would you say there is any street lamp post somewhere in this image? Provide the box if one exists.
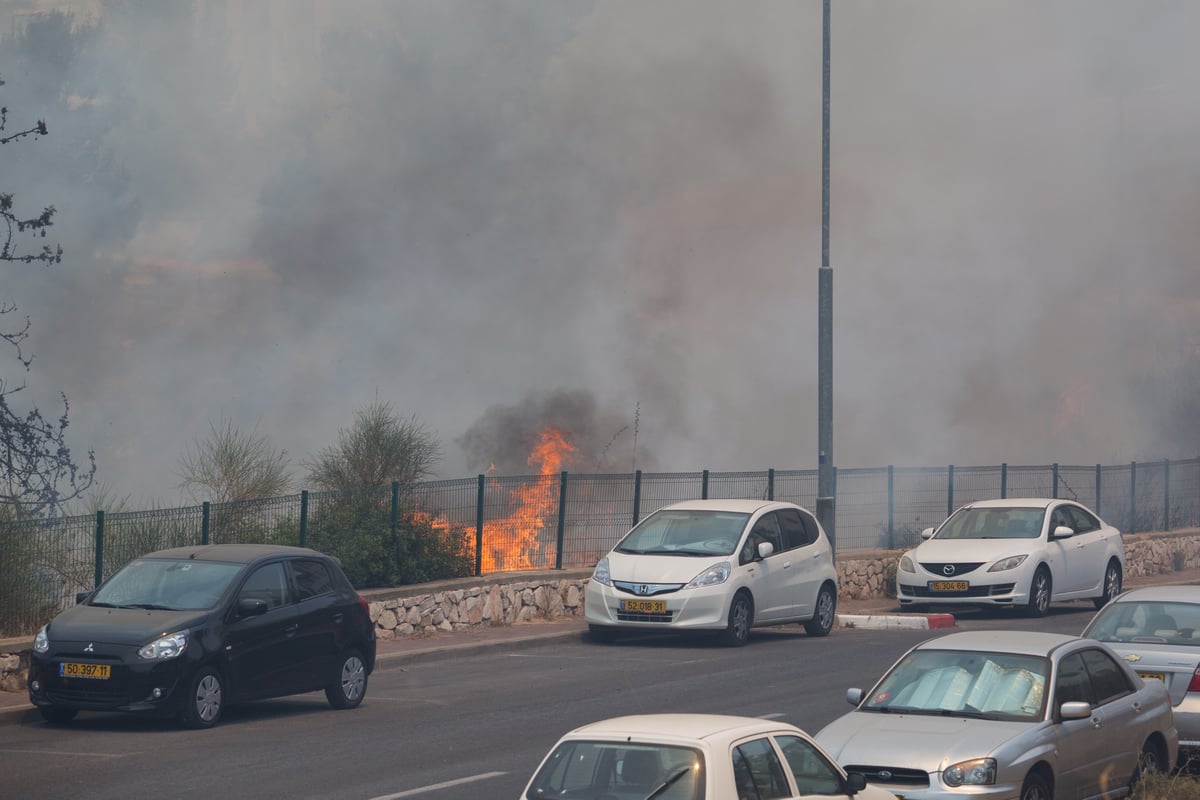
[816,0,836,553]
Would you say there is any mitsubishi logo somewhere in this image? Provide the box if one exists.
[943,565,956,576]
[83,643,94,653]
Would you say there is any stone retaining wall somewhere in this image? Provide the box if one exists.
[5,528,1199,691]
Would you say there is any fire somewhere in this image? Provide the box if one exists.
[478,426,577,573]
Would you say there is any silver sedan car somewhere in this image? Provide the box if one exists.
[1082,585,1200,764]
[816,630,1177,800]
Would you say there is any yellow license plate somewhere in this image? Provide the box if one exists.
[929,581,969,592]
[1138,672,1166,682]
[60,662,111,680]
[621,599,667,614]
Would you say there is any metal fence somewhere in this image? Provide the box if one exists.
[2,457,1198,637]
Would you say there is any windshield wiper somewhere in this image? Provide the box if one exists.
[645,766,691,800]
[88,601,119,608]
[119,603,176,610]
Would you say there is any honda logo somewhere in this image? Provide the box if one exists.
[637,585,650,596]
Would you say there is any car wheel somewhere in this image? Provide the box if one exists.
[588,624,619,643]
[178,666,223,729]
[719,592,753,647]
[1025,567,1051,618]
[1094,561,1122,609]
[326,649,368,710]
[1134,738,1167,785]
[1019,771,1051,800]
[803,584,837,637]
[37,705,77,725]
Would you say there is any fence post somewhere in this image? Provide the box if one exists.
[947,465,954,518]
[1164,459,1171,531]
[1095,465,1101,518]
[94,510,104,589]
[702,469,709,500]
[299,490,308,547]
[1129,461,1137,535]
[475,474,485,576]
[887,465,894,549]
[390,481,400,569]
[1052,463,1059,499]
[555,471,568,569]
[202,502,210,545]
[1000,463,1007,499]
[767,468,775,501]
[632,470,643,526]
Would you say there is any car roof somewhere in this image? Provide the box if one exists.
[565,713,803,742]
[134,544,328,565]
[659,499,801,514]
[1111,585,1200,604]
[961,498,1059,510]
[915,629,1082,656]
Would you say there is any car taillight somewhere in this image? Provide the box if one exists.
[1187,665,1200,693]
[357,596,370,617]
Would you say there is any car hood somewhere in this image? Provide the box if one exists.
[47,604,210,646]
[910,538,1036,564]
[817,711,1033,770]
[605,551,727,584]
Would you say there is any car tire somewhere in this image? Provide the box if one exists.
[1134,738,1167,785]
[803,583,837,637]
[325,648,368,710]
[178,666,223,730]
[37,705,77,725]
[588,624,619,643]
[1019,771,1051,800]
[719,592,753,647]
[1094,561,1123,609]
[1025,567,1051,618]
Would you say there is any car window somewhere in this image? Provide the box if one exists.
[1080,648,1134,705]
[741,515,782,564]
[290,559,335,601]
[524,741,701,800]
[778,509,818,550]
[1050,507,1074,532]
[239,562,289,610]
[732,737,792,799]
[1065,505,1100,534]
[1056,653,1096,707]
[776,734,844,795]
[1086,600,1200,645]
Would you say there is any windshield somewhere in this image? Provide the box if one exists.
[91,558,243,611]
[1085,600,1200,647]
[526,740,703,800]
[616,509,750,556]
[934,507,1045,540]
[862,649,1048,721]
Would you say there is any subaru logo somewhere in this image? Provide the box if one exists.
[83,643,94,653]
[943,565,956,576]
[877,770,893,781]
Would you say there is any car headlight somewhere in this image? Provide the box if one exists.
[138,631,187,661]
[686,561,730,588]
[899,554,915,573]
[34,625,49,654]
[942,758,996,787]
[592,557,612,587]
[988,554,1029,572]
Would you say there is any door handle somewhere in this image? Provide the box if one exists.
[333,612,344,624]
[283,624,299,638]
[1092,716,1103,729]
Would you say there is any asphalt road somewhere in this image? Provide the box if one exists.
[0,602,1106,800]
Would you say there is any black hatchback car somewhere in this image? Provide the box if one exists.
[27,544,377,728]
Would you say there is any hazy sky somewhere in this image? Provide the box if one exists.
[2,0,1198,507]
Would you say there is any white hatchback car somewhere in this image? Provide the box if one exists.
[584,499,839,646]
[895,498,1125,617]
[520,713,899,800]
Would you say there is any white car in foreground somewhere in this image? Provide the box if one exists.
[521,713,899,800]
[895,498,1125,617]
[584,499,839,645]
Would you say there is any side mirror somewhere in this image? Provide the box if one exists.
[845,772,868,795]
[237,597,269,617]
[846,687,864,706]
[75,591,92,605]
[1059,701,1092,720]
[1052,525,1075,539]
[920,527,935,539]
[757,541,775,559]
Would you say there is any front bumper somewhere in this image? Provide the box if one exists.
[896,575,1024,608]
[28,652,192,716]
[584,580,735,631]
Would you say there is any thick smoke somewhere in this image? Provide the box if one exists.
[0,0,1197,507]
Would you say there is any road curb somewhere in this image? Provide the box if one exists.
[837,612,956,630]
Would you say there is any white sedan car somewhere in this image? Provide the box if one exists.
[895,498,1125,617]
[584,499,839,646]
[520,713,899,800]
[816,630,1176,800]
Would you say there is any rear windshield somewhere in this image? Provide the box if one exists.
[1085,600,1200,647]
[526,740,703,800]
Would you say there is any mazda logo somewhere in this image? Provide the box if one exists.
[943,565,956,576]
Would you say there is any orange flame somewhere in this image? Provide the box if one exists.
[478,426,577,572]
